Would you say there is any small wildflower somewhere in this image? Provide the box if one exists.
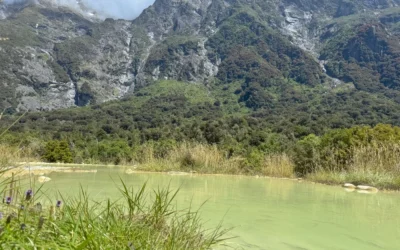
[25,190,33,201]
[20,223,26,230]
[56,200,62,208]
[5,197,11,205]
[20,205,25,210]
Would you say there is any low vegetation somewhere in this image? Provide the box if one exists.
[0,152,228,249]
[135,142,295,178]
[1,109,228,249]
[4,123,400,189]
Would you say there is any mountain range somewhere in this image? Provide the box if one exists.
[1,0,400,125]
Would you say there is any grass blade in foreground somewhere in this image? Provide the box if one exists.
[0,180,229,249]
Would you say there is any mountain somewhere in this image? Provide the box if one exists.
[2,0,400,114]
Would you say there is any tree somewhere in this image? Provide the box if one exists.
[43,140,73,163]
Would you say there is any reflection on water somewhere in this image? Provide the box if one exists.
[35,167,400,250]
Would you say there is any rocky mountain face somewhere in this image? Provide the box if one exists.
[2,0,400,111]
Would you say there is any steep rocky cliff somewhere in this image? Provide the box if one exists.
[2,0,400,111]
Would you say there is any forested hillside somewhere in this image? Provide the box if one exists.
[2,0,400,188]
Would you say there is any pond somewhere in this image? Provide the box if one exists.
[32,167,400,250]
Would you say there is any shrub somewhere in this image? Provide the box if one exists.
[43,140,73,163]
[293,134,321,175]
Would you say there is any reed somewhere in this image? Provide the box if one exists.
[137,142,244,174]
[135,142,295,178]
[0,179,229,249]
[350,144,400,174]
[307,143,400,189]
[0,144,18,170]
[260,154,295,178]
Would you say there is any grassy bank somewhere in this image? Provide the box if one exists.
[134,142,295,178]
[123,142,400,190]
[4,123,400,189]
[4,140,400,190]
[306,145,400,190]
[0,153,228,249]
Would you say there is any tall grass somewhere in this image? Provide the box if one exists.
[259,154,294,178]
[350,144,400,174]
[0,145,17,170]
[137,142,242,174]
[0,178,229,249]
[135,142,295,177]
[308,144,400,189]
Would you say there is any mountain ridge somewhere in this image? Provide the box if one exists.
[1,0,400,113]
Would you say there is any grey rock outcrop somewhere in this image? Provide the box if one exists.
[2,0,400,111]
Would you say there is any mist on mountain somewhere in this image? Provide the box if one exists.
[3,0,155,19]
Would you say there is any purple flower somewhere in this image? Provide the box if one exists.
[25,190,33,201]
[5,197,11,205]
[56,200,62,208]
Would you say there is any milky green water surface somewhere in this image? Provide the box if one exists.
[36,167,400,249]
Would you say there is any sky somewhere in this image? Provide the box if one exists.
[79,0,156,19]
[4,0,156,20]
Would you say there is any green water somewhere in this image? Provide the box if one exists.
[37,167,400,249]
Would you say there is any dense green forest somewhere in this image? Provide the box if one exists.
[2,79,400,188]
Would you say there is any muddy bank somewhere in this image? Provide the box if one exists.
[2,166,98,178]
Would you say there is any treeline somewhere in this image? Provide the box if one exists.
[2,76,400,188]
[3,115,400,177]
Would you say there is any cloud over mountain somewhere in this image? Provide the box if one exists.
[4,0,155,19]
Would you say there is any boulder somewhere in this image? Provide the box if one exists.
[342,183,356,189]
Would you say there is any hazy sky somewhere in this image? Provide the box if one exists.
[80,0,156,19]
[4,0,157,20]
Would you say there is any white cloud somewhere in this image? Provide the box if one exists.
[4,0,156,20]
[80,0,156,20]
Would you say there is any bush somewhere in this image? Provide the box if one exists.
[43,140,73,163]
[97,140,132,165]
[242,149,264,173]
[293,134,321,175]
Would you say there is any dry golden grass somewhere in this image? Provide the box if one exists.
[0,144,20,169]
[135,142,295,177]
[137,142,242,174]
[349,144,400,174]
[260,154,295,178]
[307,144,400,189]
